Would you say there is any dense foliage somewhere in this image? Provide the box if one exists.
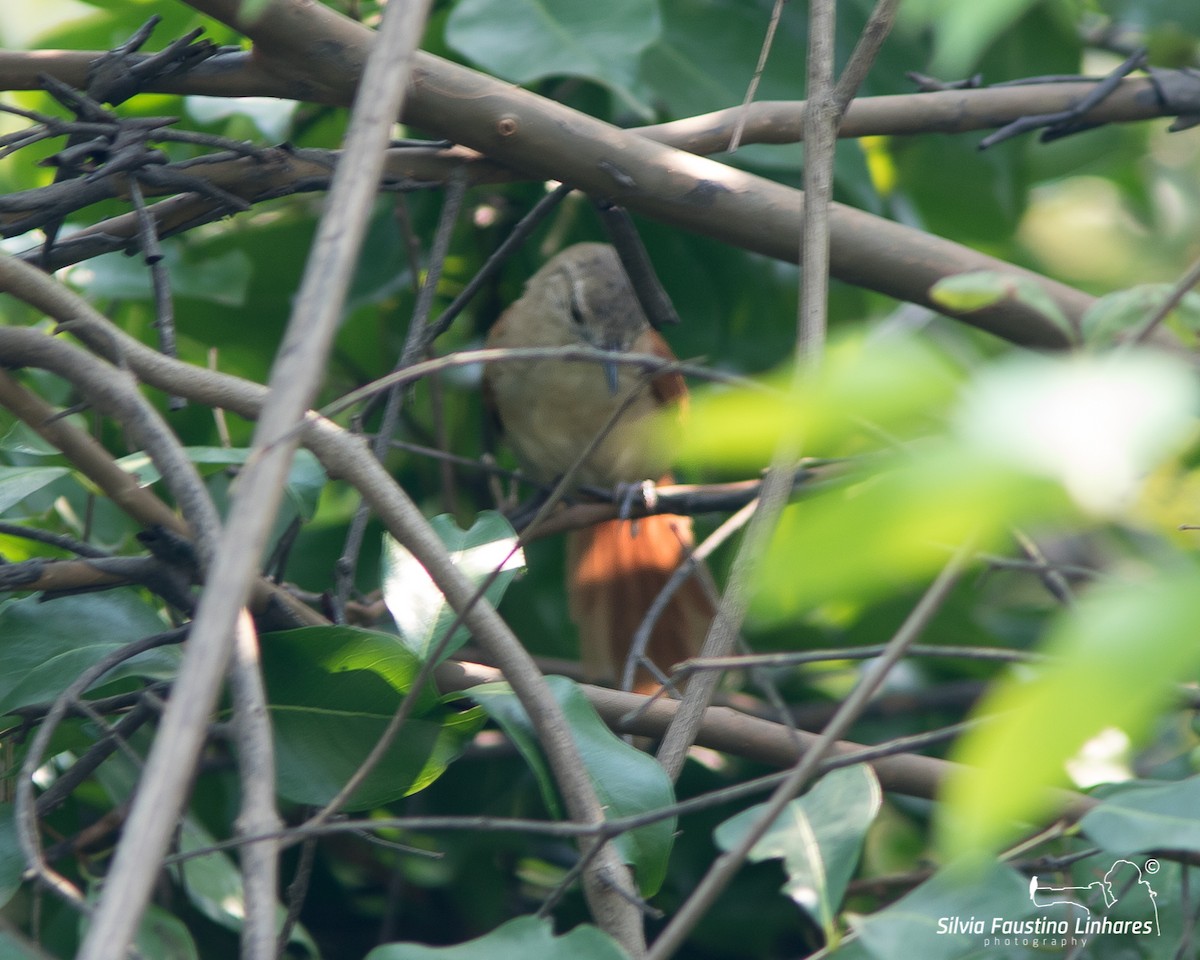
[2,1,1200,958]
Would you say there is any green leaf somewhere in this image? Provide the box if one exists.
[365,915,628,960]
[131,905,199,960]
[445,0,661,116]
[753,446,1069,623]
[0,465,69,516]
[713,767,881,942]
[900,0,1042,78]
[930,271,1075,342]
[382,512,524,665]
[468,676,675,896]
[116,447,326,522]
[68,245,251,307]
[939,567,1200,858]
[846,860,1034,960]
[0,591,178,718]
[1081,284,1200,348]
[1080,777,1200,855]
[0,804,22,910]
[954,350,1198,515]
[261,626,483,810]
[679,332,962,469]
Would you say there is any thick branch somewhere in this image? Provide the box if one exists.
[45,2,1091,348]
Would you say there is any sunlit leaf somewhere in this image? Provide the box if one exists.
[365,915,628,960]
[954,350,1198,515]
[679,332,962,469]
[938,567,1200,858]
[753,446,1069,623]
[382,511,524,664]
[467,676,675,896]
[714,766,881,941]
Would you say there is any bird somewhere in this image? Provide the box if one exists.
[483,242,714,693]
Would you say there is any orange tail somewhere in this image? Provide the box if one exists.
[567,513,714,694]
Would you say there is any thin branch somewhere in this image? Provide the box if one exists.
[73,0,434,953]
[227,613,282,960]
[727,0,787,152]
[648,543,973,960]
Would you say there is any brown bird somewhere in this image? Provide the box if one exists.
[484,243,714,693]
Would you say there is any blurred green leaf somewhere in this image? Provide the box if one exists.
[930,271,1075,343]
[468,675,675,896]
[261,626,482,809]
[1080,776,1200,855]
[68,245,252,308]
[939,567,1200,858]
[365,915,628,960]
[446,0,661,116]
[0,591,177,718]
[754,447,1068,623]
[954,350,1198,515]
[714,766,881,941]
[679,332,962,470]
[845,860,1034,960]
[1081,285,1200,348]
[383,511,524,664]
[901,0,1042,78]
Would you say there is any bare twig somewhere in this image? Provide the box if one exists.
[228,613,282,960]
[73,0,434,954]
[648,543,973,960]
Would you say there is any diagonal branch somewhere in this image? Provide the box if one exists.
[177,0,1086,348]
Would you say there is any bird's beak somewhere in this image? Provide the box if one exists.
[604,358,620,395]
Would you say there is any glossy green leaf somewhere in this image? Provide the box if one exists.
[939,568,1200,858]
[0,591,178,718]
[468,676,675,896]
[382,511,524,664]
[1080,776,1200,855]
[0,465,69,516]
[445,0,661,115]
[714,766,881,941]
[261,626,483,809]
[365,915,628,960]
